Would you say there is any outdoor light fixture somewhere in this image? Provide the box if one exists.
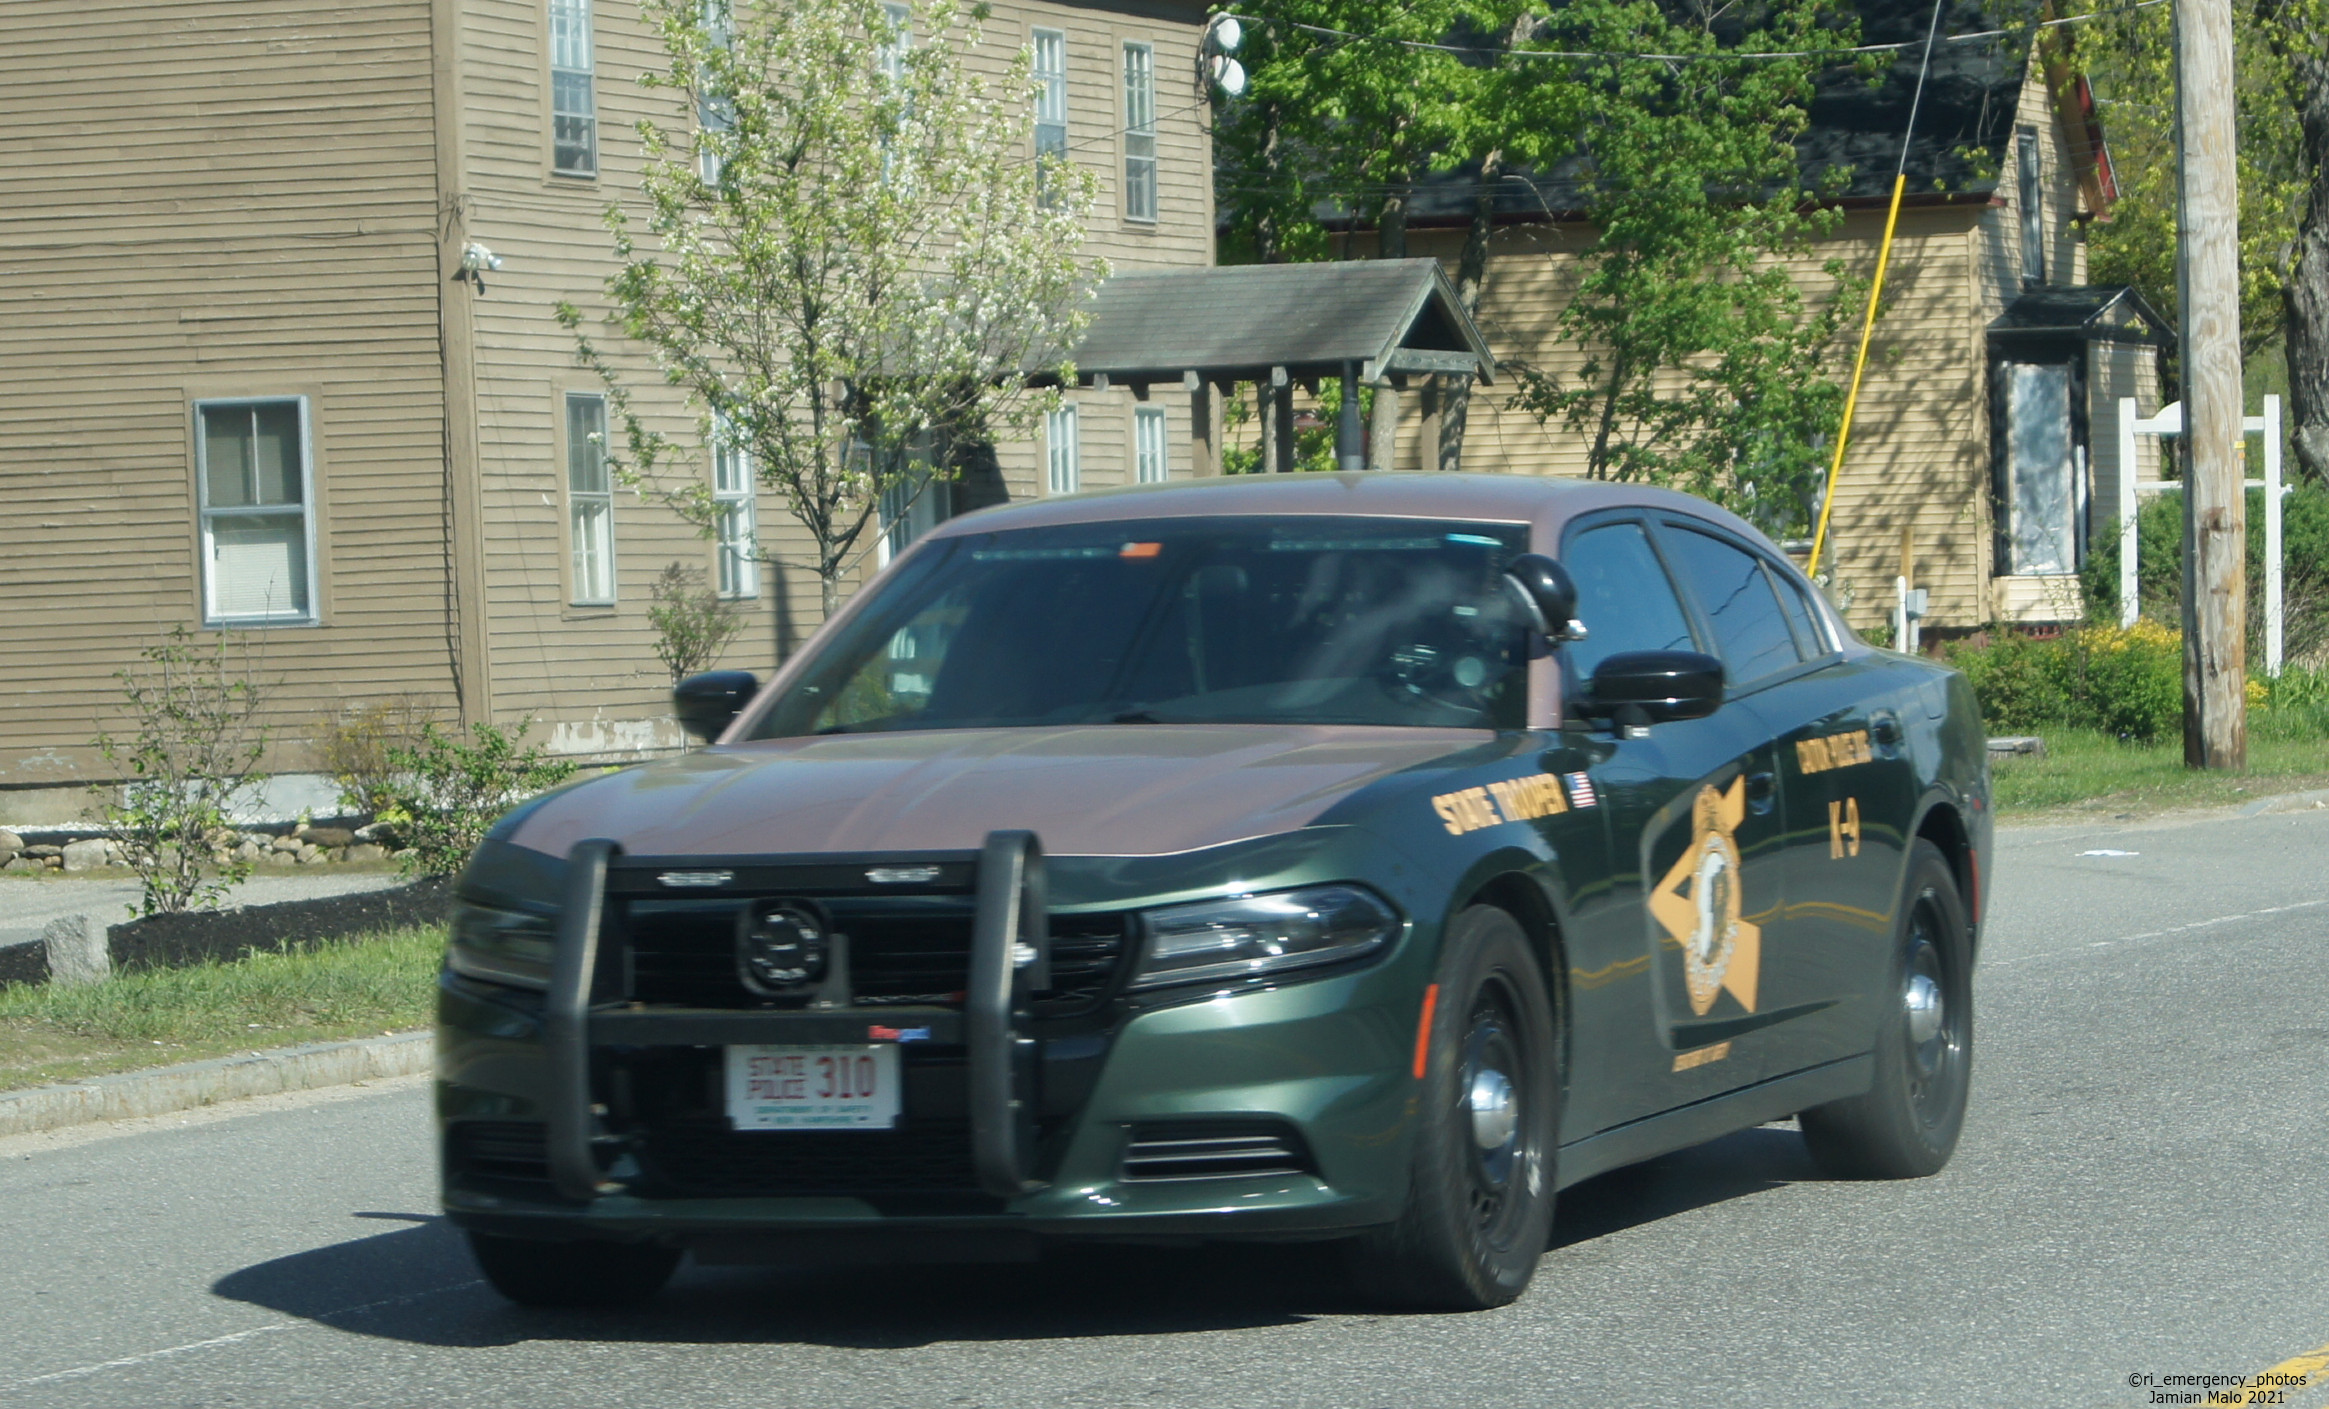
[455,241,505,293]
[1201,13,1246,97]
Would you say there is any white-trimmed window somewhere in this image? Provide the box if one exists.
[879,2,911,82]
[550,0,597,176]
[1134,406,1169,483]
[1122,41,1156,222]
[878,456,948,565]
[1046,405,1081,494]
[566,393,615,605]
[2017,126,2044,286]
[712,418,757,599]
[699,0,734,184]
[1033,28,1068,179]
[195,397,316,625]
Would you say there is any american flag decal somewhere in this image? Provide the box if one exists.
[1564,772,1598,809]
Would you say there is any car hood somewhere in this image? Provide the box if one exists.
[503,725,1488,860]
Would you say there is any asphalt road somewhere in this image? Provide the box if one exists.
[5,805,2328,1408]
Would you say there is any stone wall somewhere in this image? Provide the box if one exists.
[0,824,401,875]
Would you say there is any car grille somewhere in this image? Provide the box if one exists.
[1120,1121,1315,1182]
[635,1119,987,1199]
[448,1120,551,1187]
[621,900,1130,1013]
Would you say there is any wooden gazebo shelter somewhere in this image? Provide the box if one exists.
[1053,258,1495,474]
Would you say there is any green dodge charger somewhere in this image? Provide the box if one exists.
[437,472,1991,1311]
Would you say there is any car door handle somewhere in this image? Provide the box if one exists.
[1746,770,1777,814]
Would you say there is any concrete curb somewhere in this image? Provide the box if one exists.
[0,1031,431,1138]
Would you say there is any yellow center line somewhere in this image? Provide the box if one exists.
[2246,1338,2329,1407]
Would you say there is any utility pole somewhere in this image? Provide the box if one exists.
[2174,0,2247,768]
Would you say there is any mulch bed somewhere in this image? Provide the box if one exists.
[0,880,454,986]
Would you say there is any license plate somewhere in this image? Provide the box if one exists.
[725,1044,901,1131]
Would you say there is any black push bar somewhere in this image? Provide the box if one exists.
[541,830,1053,1204]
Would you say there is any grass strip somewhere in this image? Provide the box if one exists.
[1992,729,2329,819]
[0,925,444,1092]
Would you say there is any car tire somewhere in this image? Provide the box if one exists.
[1800,838,1973,1180]
[467,1231,683,1308]
[1346,903,1559,1311]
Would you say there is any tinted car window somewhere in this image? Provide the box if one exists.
[752,517,1533,735]
[1558,520,1697,679]
[1772,571,1829,657]
[1661,525,1802,686]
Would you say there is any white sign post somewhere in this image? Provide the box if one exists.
[2115,394,2284,675]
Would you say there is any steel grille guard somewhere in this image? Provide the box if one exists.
[541,832,1055,1203]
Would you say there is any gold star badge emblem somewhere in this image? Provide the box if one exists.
[1649,776,1761,1017]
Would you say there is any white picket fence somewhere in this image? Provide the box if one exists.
[2116,393,2286,676]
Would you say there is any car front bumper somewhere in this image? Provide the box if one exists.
[437,834,1433,1249]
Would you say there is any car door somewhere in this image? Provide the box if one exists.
[1750,552,1924,1063]
[1555,514,1788,1136]
[1652,518,1890,1079]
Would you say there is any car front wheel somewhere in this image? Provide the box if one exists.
[1800,838,1973,1179]
[1346,903,1559,1310]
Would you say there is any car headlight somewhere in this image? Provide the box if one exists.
[446,901,558,991]
[1131,885,1399,991]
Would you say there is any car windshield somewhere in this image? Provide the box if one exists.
[751,515,1533,737]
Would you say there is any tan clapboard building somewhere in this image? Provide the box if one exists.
[0,0,1214,823]
[1333,12,2166,637]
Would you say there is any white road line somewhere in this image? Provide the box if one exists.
[1986,898,2329,969]
[0,1281,483,1396]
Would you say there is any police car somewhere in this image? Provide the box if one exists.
[437,472,1990,1311]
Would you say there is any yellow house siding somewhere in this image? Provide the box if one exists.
[0,0,455,793]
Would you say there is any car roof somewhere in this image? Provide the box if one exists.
[922,471,1777,550]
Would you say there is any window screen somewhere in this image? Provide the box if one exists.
[1122,42,1156,222]
[566,394,614,604]
[198,399,314,623]
[549,0,597,176]
[1661,525,1802,686]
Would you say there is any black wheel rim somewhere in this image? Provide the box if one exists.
[1901,889,1967,1132]
[1459,974,1535,1248]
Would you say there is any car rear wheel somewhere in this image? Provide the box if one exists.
[467,1231,682,1308]
[1800,838,1973,1179]
[1346,903,1559,1311]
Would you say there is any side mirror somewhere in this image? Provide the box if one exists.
[673,670,761,743]
[1501,554,1583,641]
[1588,650,1724,725]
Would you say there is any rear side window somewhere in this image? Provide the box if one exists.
[1558,520,1697,680]
[1772,571,1831,657]
[1660,524,1802,687]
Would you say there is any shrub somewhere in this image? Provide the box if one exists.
[2083,481,2329,667]
[1944,620,2183,742]
[314,695,440,821]
[92,626,270,916]
[373,720,577,878]
[648,563,745,683]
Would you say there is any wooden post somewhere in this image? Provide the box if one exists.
[2174,0,2247,768]
[1187,372,1217,477]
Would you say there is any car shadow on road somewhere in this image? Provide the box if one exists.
[215,1126,1816,1349]
[1550,1125,1817,1250]
[213,1221,1347,1350]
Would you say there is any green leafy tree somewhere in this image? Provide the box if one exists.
[561,0,1101,620]
[2073,0,2328,482]
[93,627,270,916]
[1503,0,1865,534]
